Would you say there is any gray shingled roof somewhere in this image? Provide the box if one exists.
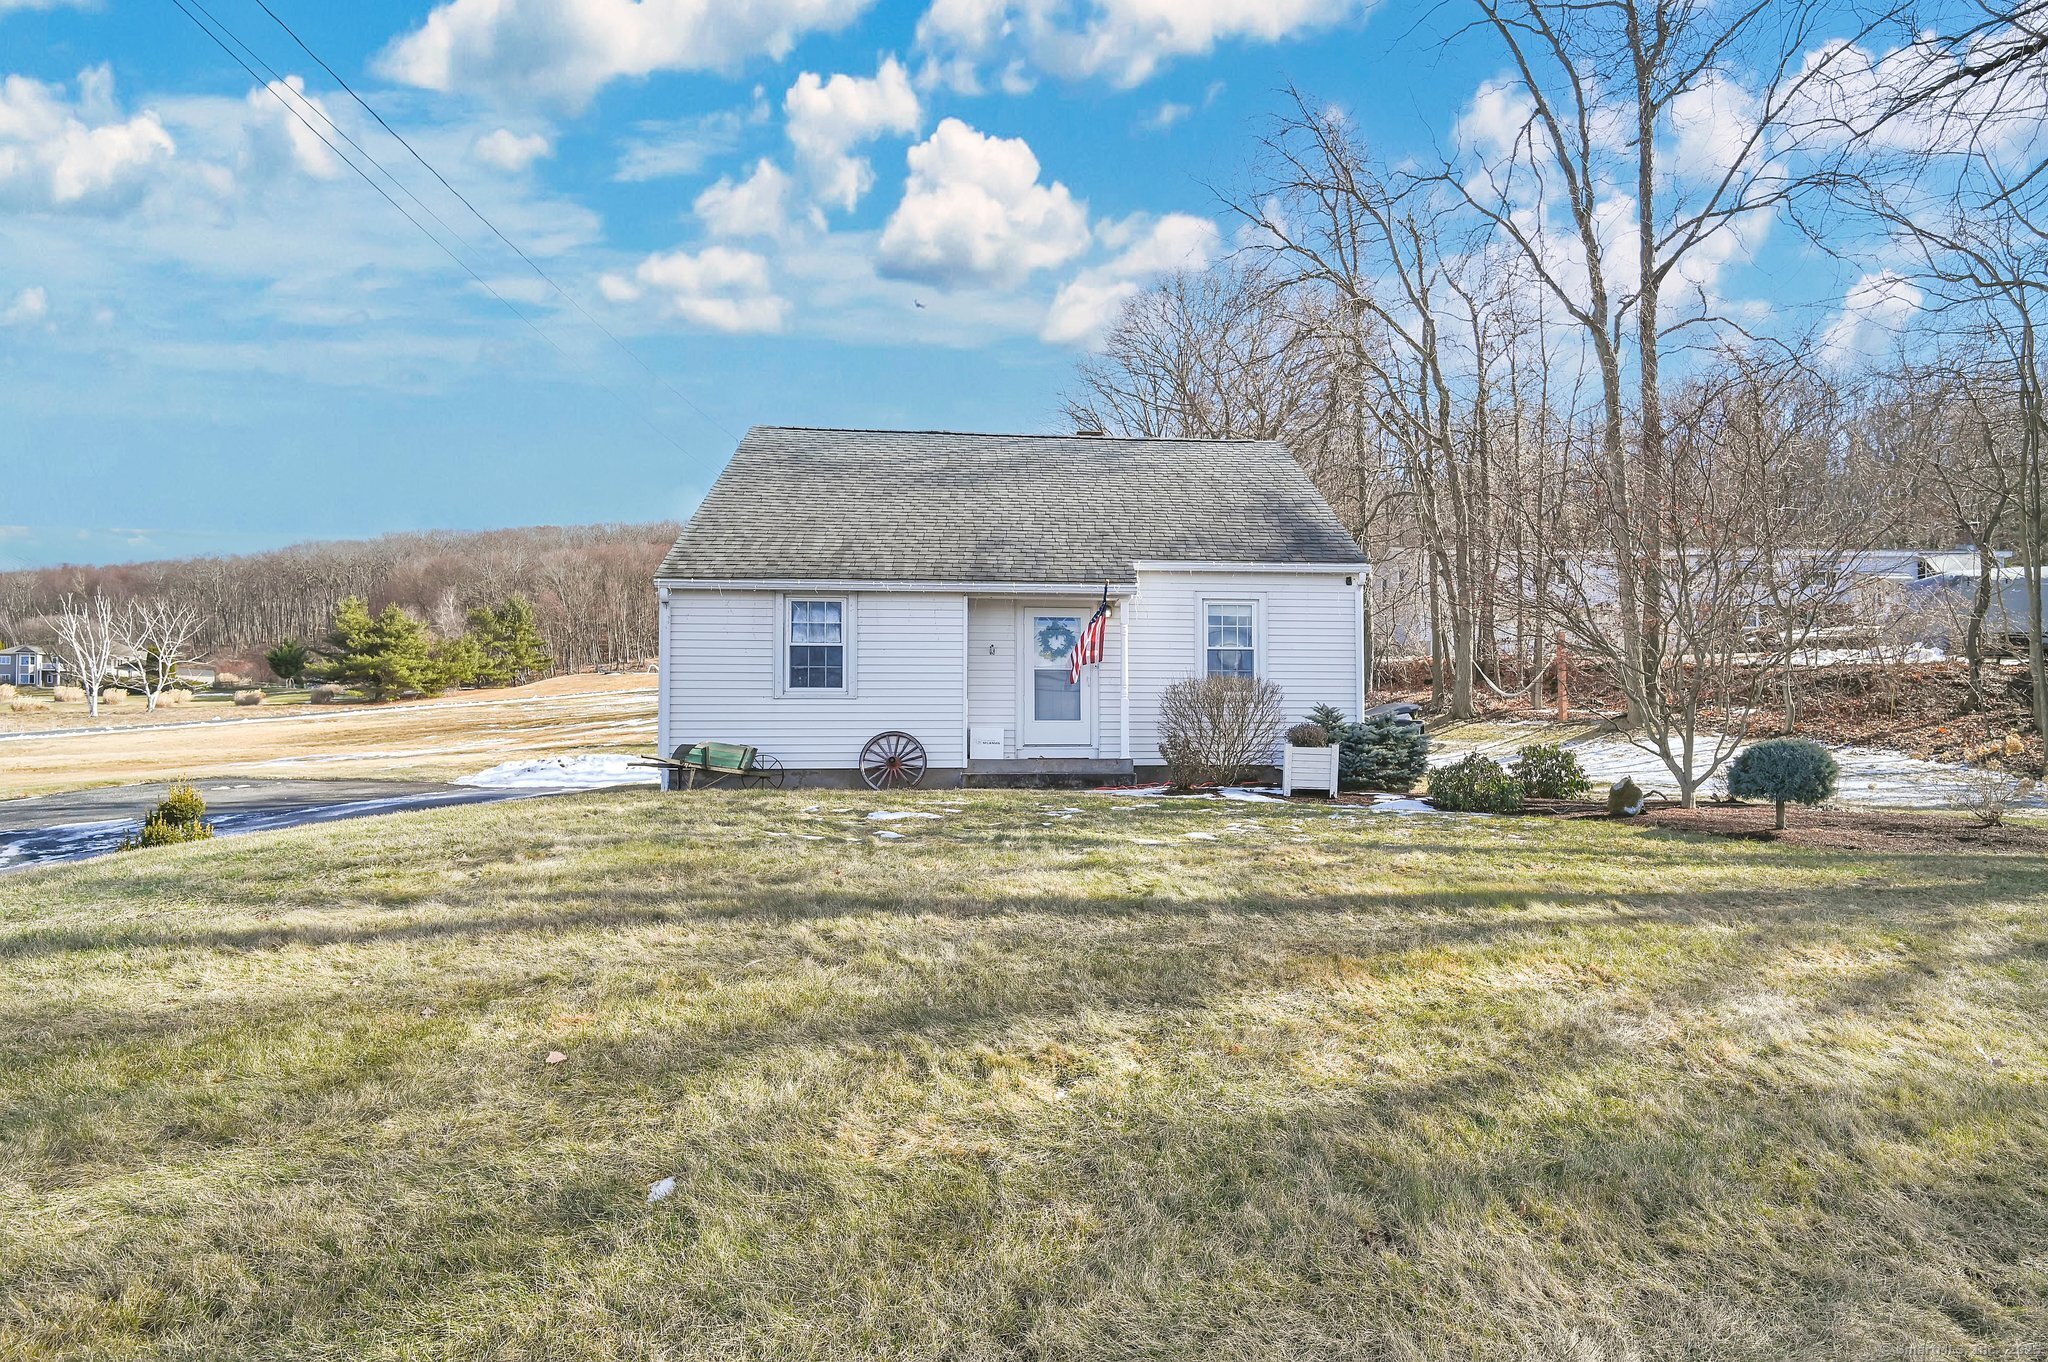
[658,427,1366,583]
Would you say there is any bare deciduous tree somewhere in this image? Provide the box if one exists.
[51,594,133,717]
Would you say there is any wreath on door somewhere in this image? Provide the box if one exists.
[1035,618,1078,661]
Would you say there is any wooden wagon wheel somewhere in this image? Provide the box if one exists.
[859,731,927,790]
[747,753,787,790]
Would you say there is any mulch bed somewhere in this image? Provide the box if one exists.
[1561,801,2048,853]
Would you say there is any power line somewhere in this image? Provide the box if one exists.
[245,0,739,443]
[159,0,720,455]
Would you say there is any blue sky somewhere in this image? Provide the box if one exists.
[1,0,1900,569]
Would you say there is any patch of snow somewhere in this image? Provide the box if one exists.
[1361,798,1440,815]
[456,755,661,791]
[648,1177,676,1203]
[1185,831,1218,840]
[874,830,907,840]
[867,810,941,821]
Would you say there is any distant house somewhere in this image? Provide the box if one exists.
[655,426,1369,785]
[0,644,59,688]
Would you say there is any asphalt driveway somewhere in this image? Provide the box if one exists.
[0,778,546,872]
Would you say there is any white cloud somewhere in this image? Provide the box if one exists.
[916,0,1369,90]
[1141,100,1190,131]
[0,67,177,211]
[600,246,788,332]
[378,0,873,108]
[1042,211,1218,344]
[1,285,47,325]
[612,111,743,183]
[877,118,1090,288]
[244,75,340,180]
[695,158,800,239]
[785,56,921,211]
[1821,269,1922,366]
[472,127,551,171]
[1668,72,1759,180]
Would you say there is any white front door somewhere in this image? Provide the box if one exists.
[1020,607,1095,750]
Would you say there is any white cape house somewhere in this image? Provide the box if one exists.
[656,426,1370,786]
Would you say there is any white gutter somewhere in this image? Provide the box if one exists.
[655,578,1138,595]
[1128,560,1370,576]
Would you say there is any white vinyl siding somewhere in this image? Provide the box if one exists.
[663,589,967,770]
[1125,568,1360,764]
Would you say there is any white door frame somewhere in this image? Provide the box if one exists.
[1017,603,1097,753]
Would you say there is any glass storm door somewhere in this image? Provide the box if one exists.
[1021,609,1093,749]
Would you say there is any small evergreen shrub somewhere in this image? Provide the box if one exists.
[1286,721,1329,748]
[1512,743,1593,800]
[233,689,265,706]
[1356,715,1429,792]
[1727,738,1839,829]
[1305,704,1430,791]
[308,683,347,705]
[124,779,215,850]
[1428,754,1525,813]
[51,685,85,703]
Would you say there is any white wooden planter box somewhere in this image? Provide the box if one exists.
[1281,744,1340,797]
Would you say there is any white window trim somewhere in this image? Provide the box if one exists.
[774,592,857,698]
[1195,593,1266,679]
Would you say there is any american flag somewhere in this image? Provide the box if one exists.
[1069,590,1110,684]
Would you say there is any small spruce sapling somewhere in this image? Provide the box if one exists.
[1727,738,1839,830]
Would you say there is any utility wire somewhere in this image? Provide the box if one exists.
[185,0,485,273]
[247,0,739,442]
[160,0,701,456]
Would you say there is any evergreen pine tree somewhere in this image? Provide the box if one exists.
[1356,715,1430,792]
[465,596,551,687]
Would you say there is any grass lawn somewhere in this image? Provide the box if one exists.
[3,790,2045,1359]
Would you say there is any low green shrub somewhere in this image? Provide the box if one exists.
[1428,754,1525,813]
[124,780,214,850]
[1728,738,1838,829]
[1512,743,1593,800]
[1286,721,1329,747]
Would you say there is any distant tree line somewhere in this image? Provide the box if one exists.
[0,523,678,676]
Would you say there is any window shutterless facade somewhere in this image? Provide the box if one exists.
[1204,601,1256,676]
[786,598,846,690]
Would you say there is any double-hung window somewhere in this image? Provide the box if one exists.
[1204,601,1256,677]
[786,598,846,691]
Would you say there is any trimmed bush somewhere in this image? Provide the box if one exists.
[1727,738,1839,830]
[1286,721,1329,748]
[161,688,190,705]
[124,779,215,850]
[98,688,124,706]
[308,683,347,705]
[1512,743,1593,800]
[233,689,265,707]
[1157,674,1286,789]
[1428,754,1525,813]
[50,685,85,703]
